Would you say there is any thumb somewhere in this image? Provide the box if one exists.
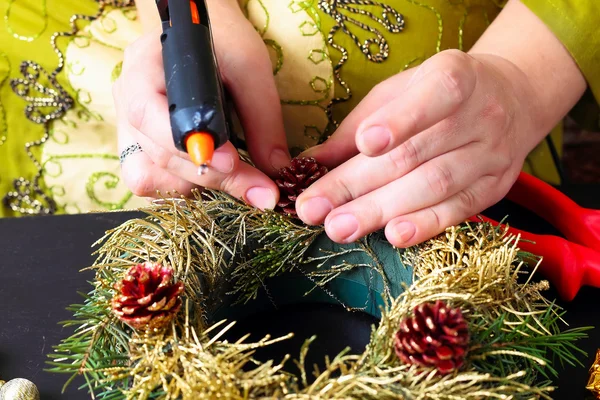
[210,2,291,176]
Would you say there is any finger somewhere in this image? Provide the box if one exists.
[118,27,166,96]
[322,144,500,244]
[117,74,239,191]
[117,123,197,197]
[122,89,199,164]
[114,29,191,164]
[121,152,198,198]
[118,76,230,172]
[296,123,469,225]
[116,47,255,176]
[116,32,189,160]
[356,53,476,157]
[209,6,290,175]
[125,122,279,209]
[128,119,235,176]
[384,174,508,247]
[301,70,417,168]
[122,87,255,176]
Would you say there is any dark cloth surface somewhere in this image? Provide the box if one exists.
[0,186,598,399]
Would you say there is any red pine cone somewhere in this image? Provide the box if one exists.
[276,157,328,216]
[112,262,184,330]
[394,300,469,374]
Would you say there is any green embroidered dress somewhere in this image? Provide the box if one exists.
[0,0,598,217]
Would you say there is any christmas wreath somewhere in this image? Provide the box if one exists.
[48,158,590,399]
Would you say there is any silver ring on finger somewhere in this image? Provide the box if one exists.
[120,143,143,165]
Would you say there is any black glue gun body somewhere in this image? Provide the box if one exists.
[156,0,231,153]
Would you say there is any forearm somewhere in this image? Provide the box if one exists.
[468,0,586,135]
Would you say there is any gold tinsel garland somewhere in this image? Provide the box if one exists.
[48,191,589,399]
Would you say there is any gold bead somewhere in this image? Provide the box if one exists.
[0,378,40,400]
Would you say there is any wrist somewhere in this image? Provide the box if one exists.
[468,0,586,139]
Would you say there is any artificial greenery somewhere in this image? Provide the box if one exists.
[47,190,591,399]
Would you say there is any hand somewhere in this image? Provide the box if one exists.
[294,0,587,248]
[296,50,550,247]
[113,0,290,209]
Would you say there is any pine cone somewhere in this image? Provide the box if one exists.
[112,262,184,330]
[394,300,469,374]
[276,157,328,216]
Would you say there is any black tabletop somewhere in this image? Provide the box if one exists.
[1,186,599,399]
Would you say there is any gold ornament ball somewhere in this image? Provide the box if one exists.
[0,378,40,400]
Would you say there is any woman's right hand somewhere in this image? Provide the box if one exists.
[113,0,290,210]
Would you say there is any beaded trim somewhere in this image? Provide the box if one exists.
[317,0,404,135]
[3,0,135,216]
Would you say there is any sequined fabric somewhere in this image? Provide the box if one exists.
[0,0,590,217]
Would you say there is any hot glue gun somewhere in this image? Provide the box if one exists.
[155,0,232,175]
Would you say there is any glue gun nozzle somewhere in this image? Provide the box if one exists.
[198,164,209,176]
[185,131,214,175]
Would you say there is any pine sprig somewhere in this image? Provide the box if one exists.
[200,189,326,303]
[228,229,321,303]
[469,309,590,380]
[47,282,130,396]
[47,193,234,397]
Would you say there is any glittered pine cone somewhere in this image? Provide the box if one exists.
[112,262,184,330]
[276,157,328,216]
[394,300,469,374]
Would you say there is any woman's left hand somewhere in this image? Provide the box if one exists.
[296,49,548,248]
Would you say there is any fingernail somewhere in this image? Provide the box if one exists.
[245,187,277,210]
[327,213,359,242]
[392,221,416,244]
[358,126,391,154]
[270,148,291,170]
[211,152,234,173]
[299,197,333,224]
